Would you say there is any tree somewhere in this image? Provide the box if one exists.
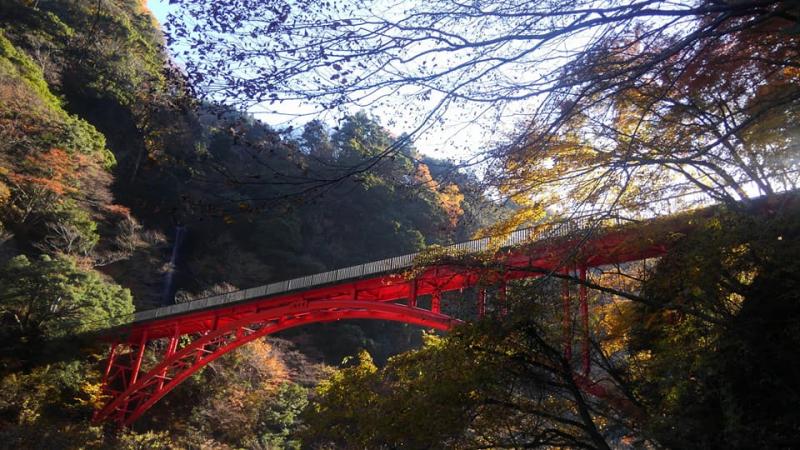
[302,289,640,449]
[165,0,799,221]
[131,337,314,449]
[487,12,800,227]
[0,254,133,353]
[625,201,800,448]
[0,253,135,448]
[256,382,308,449]
[299,197,800,449]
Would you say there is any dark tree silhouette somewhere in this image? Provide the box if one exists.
[165,0,800,216]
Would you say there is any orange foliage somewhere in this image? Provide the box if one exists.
[0,181,10,205]
[414,163,437,189]
[7,148,84,195]
[103,203,132,217]
[7,173,73,195]
[194,339,291,442]
[438,183,464,228]
[415,163,464,228]
[239,339,289,387]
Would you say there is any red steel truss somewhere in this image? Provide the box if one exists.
[94,302,456,425]
[97,195,789,426]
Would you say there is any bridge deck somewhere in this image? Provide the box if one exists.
[132,217,595,325]
[93,192,796,426]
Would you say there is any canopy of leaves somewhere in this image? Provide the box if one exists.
[6,1,799,448]
[0,254,133,347]
[627,201,800,448]
[302,198,800,449]
[488,10,800,227]
[302,288,625,449]
[163,0,800,229]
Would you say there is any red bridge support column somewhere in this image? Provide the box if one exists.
[498,279,507,315]
[562,274,572,361]
[130,331,147,385]
[156,327,180,391]
[100,343,118,388]
[94,301,458,426]
[93,343,119,423]
[579,267,589,375]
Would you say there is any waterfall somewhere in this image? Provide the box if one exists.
[161,225,186,305]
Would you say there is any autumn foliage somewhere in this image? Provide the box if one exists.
[415,162,465,228]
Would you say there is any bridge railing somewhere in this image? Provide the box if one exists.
[131,215,611,325]
[110,183,799,327]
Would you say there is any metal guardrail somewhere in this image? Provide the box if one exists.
[131,216,608,324]
[125,184,800,326]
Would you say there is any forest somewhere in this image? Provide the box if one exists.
[0,0,798,448]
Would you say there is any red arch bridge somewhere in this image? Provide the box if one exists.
[92,197,786,426]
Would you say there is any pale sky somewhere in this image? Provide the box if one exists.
[146,0,509,162]
[145,0,798,208]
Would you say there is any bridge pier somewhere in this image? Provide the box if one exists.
[407,280,417,308]
[129,332,147,385]
[477,289,486,319]
[579,267,589,375]
[498,280,507,315]
[562,267,591,373]
[562,275,572,361]
[156,327,180,391]
[100,343,118,390]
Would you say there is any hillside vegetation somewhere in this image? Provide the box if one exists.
[1,1,799,449]
[0,0,496,446]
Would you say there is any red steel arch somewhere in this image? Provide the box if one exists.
[93,301,458,425]
[96,193,794,426]
[92,214,682,426]
[93,193,797,426]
